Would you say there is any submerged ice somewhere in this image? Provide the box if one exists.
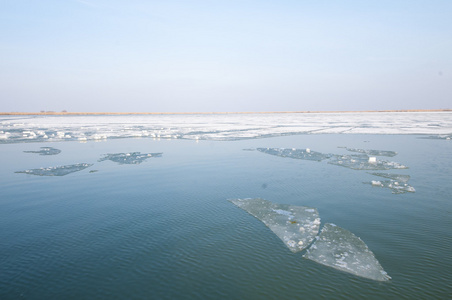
[229,198,320,253]
[24,147,61,155]
[256,148,331,161]
[98,152,162,164]
[304,223,391,281]
[15,163,93,176]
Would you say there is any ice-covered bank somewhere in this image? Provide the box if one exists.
[1,112,451,143]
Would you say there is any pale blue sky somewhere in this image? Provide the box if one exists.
[1,0,451,112]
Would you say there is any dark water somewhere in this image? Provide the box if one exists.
[1,135,451,299]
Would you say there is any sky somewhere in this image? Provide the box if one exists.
[1,0,451,113]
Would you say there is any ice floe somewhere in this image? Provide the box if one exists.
[229,199,391,281]
[24,147,61,155]
[421,134,452,140]
[15,163,93,176]
[304,223,391,281]
[344,147,397,157]
[255,147,408,170]
[328,154,408,170]
[98,152,162,164]
[365,173,415,194]
[229,198,320,253]
[256,148,332,161]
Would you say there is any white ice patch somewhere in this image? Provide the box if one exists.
[2,112,450,144]
[229,198,320,253]
[304,223,391,281]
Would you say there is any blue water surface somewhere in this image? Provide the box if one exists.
[1,134,451,299]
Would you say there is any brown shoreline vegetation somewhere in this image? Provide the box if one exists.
[0,109,451,116]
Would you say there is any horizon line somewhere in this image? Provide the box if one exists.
[1,109,451,116]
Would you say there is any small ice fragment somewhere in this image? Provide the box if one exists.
[368,157,377,163]
[369,173,410,183]
[15,163,93,176]
[345,148,397,157]
[24,147,61,156]
[366,173,415,194]
[328,154,408,170]
[98,152,162,164]
[303,223,391,281]
[229,198,320,253]
[257,148,331,161]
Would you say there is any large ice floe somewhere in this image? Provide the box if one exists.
[364,173,415,194]
[256,147,408,170]
[229,198,391,281]
[256,148,332,161]
[255,147,413,193]
[229,198,320,252]
[304,223,391,281]
[98,152,162,164]
[15,163,93,176]
[24,147,61,155]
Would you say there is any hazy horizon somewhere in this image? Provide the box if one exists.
[1,1,451,113]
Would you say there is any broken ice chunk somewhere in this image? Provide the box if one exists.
[345,148,397,157]
[328,154,407,170]
[98,152,162,164]
[421,135,452,140]
[369,172,410,183]
[256,148,331,161]
[229,198,320,253]
[364,180,415,194]
[365,173,415,194]
[24,147,61,155]
[303,223,391,281]
[15,163,93,176]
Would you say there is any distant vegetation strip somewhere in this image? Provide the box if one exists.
[1,109,451,116]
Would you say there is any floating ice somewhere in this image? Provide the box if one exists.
[345,148,397,157]
[229,198,320,253]
[15,163,93,176]
[328,154,408,170]
[364,180,415,194]
[365,173,415,194]
[370,172,410,183]
[24,147,61,155]
[304,223,391,281]
[256,148,331,161]
[421,134,452,140]
[98,152,162,164]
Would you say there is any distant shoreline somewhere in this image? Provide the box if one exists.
[1,109,451,116]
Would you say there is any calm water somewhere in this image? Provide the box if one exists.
[1,134,451,299]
